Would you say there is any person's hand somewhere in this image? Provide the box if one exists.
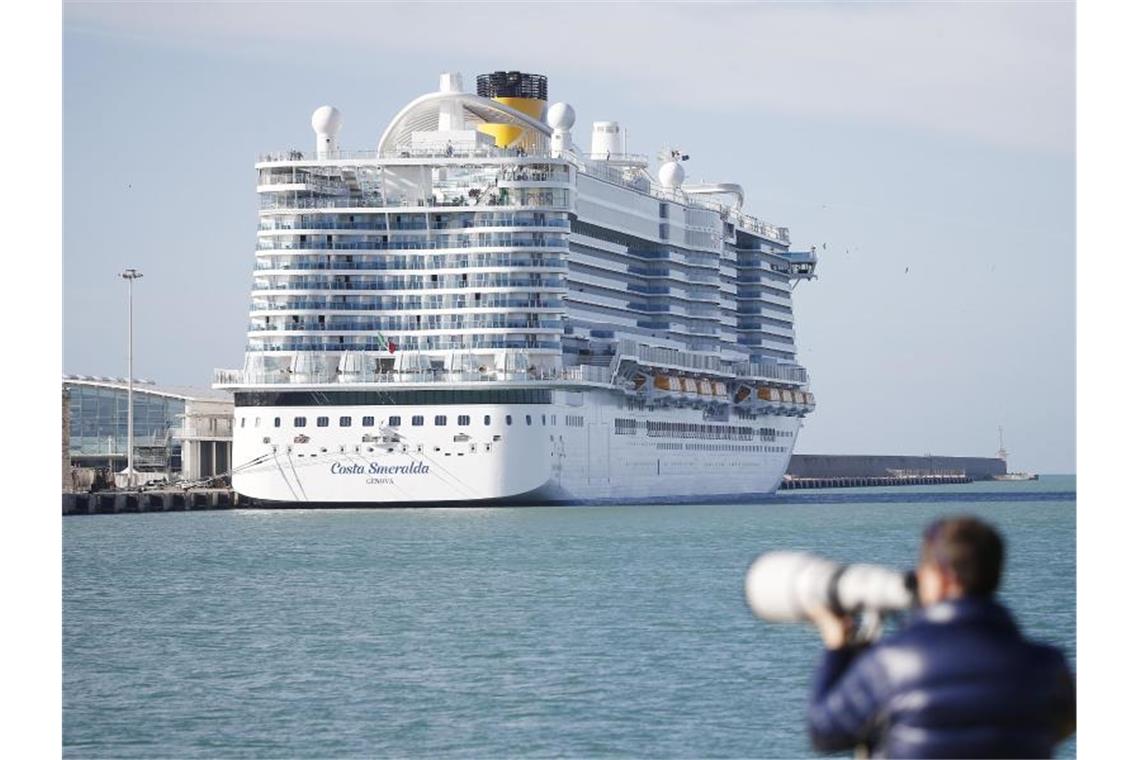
[806,605,855,650]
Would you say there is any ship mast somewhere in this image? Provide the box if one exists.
[996,426,1008,462]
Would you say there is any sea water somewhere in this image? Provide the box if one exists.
[63,475,1076,758]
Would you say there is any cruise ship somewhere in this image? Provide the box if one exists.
[214,71,818,505]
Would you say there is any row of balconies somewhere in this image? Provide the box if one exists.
[249,316,564,333]
[253,260,567,274]
[247,336,563,352]
[249,297,564,313]
[258,217,572,232]
[255,237,569,251]
[252,275,566,291]
[258,188,573,211]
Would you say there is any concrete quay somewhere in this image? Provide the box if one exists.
[63,488,239,515]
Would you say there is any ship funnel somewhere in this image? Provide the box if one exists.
[476,71,547,149]
[591,121,622,160]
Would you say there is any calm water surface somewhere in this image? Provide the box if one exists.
[63,476,1075,758]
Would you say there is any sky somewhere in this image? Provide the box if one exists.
[62,1,1076,473]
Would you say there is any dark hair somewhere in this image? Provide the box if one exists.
[921,516,1005,596]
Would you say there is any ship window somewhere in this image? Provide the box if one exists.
[412,416,423,426]
[526,415,532,426]
[339,416,352,427]
[362,416,374,427]
[294,417,306,427]
[506,415,512,426]
[254,417,260,428]
[435,415,447,426]
[551,415,556,426]
[458,415,470,426]
[317,416,329,427]
[389,416,401,427]
[541,414,546,426]
[240,417,246,428]
[274,417,281,428]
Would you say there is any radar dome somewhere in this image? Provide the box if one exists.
[546,102,576,130]
[311,105,343,134]
[658,161,686,188]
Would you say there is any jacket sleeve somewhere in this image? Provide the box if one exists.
[807,645,890,753]
[1048,653,1077,743]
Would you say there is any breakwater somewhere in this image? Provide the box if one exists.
[780,473,972,490]
[787,454,1006,480]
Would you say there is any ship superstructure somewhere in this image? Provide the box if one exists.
[214,71,818,504]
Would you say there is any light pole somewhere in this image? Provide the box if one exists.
[120,268,143,487]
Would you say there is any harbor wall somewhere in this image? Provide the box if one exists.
[787,454,1006,480]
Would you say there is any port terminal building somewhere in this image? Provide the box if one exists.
[63,376,233,488]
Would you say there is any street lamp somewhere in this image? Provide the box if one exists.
[120,268,143,487]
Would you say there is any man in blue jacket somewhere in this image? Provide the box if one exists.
[806,516,1075,758]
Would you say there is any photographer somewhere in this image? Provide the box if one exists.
[805,516,1075,758]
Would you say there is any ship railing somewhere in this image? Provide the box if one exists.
[737,362,809,384]
[255,239,570,252]
[259,148,511,162]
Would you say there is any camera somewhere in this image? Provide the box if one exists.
[745,551,916,623]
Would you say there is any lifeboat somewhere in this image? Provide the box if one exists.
[755,387,779,411]
[803,392,816,411]
[791,390,807,415]
[681,377,700,396]
[698,379,714,396]
[735,385,752,404]
[713,382,728,399]
[633,374,648,391]
[654,374,683,393]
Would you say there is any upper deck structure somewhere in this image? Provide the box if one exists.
[219,71,816,394]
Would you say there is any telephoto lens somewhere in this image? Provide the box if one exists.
[745,551,916,623]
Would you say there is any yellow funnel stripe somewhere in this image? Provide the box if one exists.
[477,96,545,148]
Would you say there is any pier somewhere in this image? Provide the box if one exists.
[62,488,238,515]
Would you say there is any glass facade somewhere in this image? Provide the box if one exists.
[66,383,185,472]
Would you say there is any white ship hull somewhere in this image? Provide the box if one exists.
[232,389,801,505]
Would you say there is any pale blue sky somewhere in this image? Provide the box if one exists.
[62,1,1075,472]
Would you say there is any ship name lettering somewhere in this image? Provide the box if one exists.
[330,460,430,476]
